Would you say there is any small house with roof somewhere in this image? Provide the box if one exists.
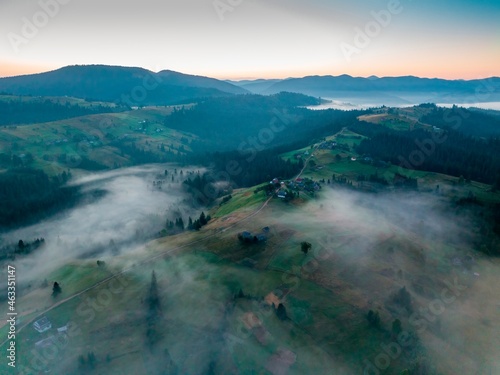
[33,316,52,333]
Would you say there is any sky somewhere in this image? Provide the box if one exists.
[0,0,499,80]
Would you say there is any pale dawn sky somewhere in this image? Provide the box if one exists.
[0,0,499,79]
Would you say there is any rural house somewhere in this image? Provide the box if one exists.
[33,316,52,333]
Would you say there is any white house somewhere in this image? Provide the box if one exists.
[33,316,52,333]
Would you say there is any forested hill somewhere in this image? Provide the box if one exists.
[164,92,360,151]
[0,65,248,105]
[357,129,500,186]
[0,168,80,229]
[421,105,500,137]
[0,97,124,126]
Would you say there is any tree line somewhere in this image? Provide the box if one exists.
[0,99,124,126]
[357,129,500,185]
[0,168,80,229]
[183,148,304,205]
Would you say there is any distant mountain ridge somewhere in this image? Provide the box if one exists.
[231,74,500,105]
[1,66,499,107]
[0,65,248,105]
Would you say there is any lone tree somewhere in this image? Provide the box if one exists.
[276,303,288,321]
[367,310,381,328]
[146,271,162,349]
[147,271,162,318]
[393,286,413,312]
[199,212,207,226]
[301,241,312,255]
[52,281,62,297]
[392,319,402,336]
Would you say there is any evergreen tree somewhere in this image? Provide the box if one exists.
[193,220,201,231]
[301,241,312,255]
[148,271,161,316]
[52,281,62,297]
[367,310,381,328]
[392,319,402,336]
[276,303,288,321]
[146,270,162,349]
[199,212,207,226]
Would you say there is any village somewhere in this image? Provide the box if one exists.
[266,176,322,201]
[31,316,69,352]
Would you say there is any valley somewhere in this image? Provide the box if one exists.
[0,68,499,375]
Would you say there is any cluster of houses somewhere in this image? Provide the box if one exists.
[269,177,322,199]
[317,140,337,150]
[44,138,69,146]
[33,316,69,349]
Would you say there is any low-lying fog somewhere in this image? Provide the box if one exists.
[1,164,202,278]
[308,98,500,111]
[2,174,498,374]
[271,188,499,374]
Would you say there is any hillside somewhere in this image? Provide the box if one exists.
[0,92,341,172]
[1,97,499,375]
[0,95,126,126]
[0,106,197,174]
[0,65,248,105]
[163,92,353,151]
[1,154,499,374]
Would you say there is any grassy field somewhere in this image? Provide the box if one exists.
[213,186,268,218]
[281,127,500,204]
[0,106,197,173]
[358,107,433,132]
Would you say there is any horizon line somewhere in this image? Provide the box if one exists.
[0,64,499,82]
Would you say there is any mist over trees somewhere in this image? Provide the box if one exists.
[0,168,80,229]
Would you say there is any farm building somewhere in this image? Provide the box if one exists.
[254,234,267,242]
[238,231,267,243]
[277,190,287,199]
[33,316,52,333]
[35,336,57,349]
[238,231,253,242]
[265,348,297,375]
[57,325,69,334]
